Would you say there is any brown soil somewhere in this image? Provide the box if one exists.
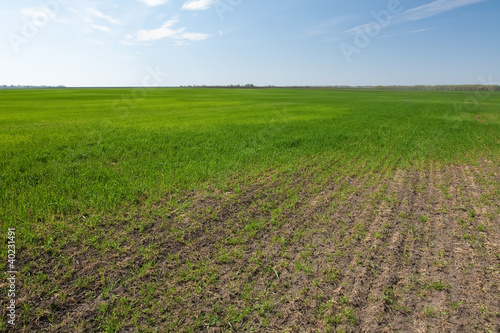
[2,160,499,332]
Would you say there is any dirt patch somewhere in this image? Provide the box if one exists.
[3,160,499,332]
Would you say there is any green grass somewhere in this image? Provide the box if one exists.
[1,88,499,226]
[1,88,499,332]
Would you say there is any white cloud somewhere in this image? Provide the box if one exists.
[303,15,357,38]
[173,40,190,46]
[123,17,210,44]
[409,28,434,34]
[88,8,121,25]
[378,27,434,39]
[182,0,217,11]
[91,24,112,33]
[179,32,211,40]
[120,40,151,46]
[392,0,487,25]
[344,0,487,34]
[134,18,182,41]
[137,0,169,7]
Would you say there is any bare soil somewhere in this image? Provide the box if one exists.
[2,160,499,332]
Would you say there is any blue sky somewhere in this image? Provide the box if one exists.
[0,0,499,87]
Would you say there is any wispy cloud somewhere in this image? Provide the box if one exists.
[135,18,182,41]
[122,17,210,45]
[392,0,487,25]
[91,24,112,33]
[378,27,434,39]
[88,8,121,25]
[120,40,151,46]
[182,0,217,11]
[344,0,487,34]
[303,15,357,38]
[137,0,169,7]
[173,40,190,46]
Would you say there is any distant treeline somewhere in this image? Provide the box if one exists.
[372,85,500,91]
[0,85,66,89]
[180,84,500,91]
[2,84,499,91]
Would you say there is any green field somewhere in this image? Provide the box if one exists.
[1,88,499,332]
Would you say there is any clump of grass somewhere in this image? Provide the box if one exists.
[429,279,451,291]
